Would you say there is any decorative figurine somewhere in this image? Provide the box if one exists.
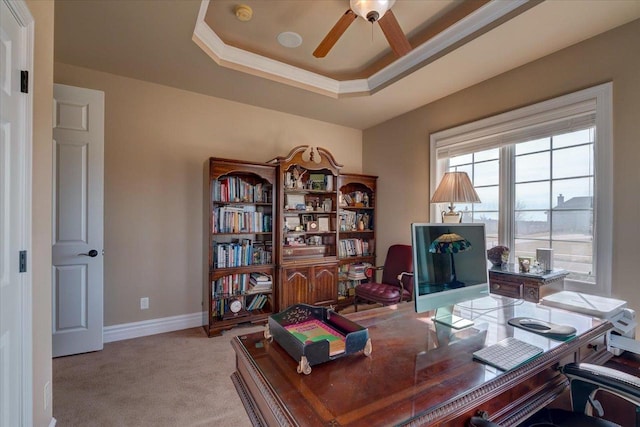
[487,245,510,267]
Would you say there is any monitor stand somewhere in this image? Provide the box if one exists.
[433,305,474,329]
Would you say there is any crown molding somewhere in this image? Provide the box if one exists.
[193,0,530,98]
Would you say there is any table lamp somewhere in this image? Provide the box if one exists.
[428,231,472,288]
[430,171,481,223]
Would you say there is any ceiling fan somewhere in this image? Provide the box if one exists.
[313,0,412,59]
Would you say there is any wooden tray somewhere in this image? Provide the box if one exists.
[265,304,371,374]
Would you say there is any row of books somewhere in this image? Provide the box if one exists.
[246,293,269,311]
[338,238,372,258]
[211,293,269,318]
[337,263,371,297]
[213,177,271,203]
[338,209,372,231]
[212,272,273,297]
[338,280,360,298]
[213,206,272,233]
[212,273,250,297]
[213,241,272,268]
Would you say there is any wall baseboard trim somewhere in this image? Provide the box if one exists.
[49,417,57,427]
[104,312,205,343]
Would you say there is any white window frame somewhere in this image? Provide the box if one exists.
[430,83,613,295]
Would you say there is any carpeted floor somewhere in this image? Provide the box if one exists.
[52,304,380,426]
[53,324,264,427]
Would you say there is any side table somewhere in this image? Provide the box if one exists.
[488,265,569,302]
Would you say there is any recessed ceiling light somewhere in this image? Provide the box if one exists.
[277,32,302,48]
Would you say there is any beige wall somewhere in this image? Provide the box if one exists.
[364,19,640,310]
[54,62,363,325]
[27,0,54,425]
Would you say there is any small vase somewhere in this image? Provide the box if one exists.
[487,245,509,267]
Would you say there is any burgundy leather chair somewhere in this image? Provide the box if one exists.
[354,244,413,312]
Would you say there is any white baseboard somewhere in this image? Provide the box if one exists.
[103,312,205,343]
[49,417,56,427]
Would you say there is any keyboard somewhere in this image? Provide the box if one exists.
[473,337,544,371]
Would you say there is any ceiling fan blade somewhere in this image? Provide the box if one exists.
[313,9,357,58]
[378,10,412,58]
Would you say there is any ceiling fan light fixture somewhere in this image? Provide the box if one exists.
[349,0,395,22]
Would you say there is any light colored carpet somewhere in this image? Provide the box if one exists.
[53,324,264,426]
[52,304,380,426]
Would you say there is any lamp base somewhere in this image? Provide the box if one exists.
[441,210,463,223]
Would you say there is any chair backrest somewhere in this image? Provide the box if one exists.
[381,244,414,297]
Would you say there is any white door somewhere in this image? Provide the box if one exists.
[0,1,33,425]
[52,84,104,357]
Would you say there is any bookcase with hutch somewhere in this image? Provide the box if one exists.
[203,158,276,337]
[203,147,378,336]
[269,146,342,311]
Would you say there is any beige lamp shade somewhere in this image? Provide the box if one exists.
[430,172,481,223]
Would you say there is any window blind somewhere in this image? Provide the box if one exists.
[435,99,596,160]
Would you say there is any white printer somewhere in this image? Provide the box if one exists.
[540,291,638,356]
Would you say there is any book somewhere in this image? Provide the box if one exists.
[249,272,273,292]
[247,284,272,294]
[250,272,271,282]
[285,319,346,356]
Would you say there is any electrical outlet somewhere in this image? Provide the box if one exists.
[140,297,149,310]
[44,381,51,410]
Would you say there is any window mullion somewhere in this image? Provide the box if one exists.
[499,145,515,259]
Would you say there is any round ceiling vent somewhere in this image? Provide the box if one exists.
[277,31,303,48]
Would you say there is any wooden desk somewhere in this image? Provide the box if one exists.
[231,296,611,426]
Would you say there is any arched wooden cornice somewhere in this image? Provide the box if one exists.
[268,146,343,176]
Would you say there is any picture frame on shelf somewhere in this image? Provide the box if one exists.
[309,173,326,190]
[301,214,313,225]
[285,194,305,210]
[285,216,301,232]
[318,216,330,232]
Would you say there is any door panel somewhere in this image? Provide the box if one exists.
[55,142,87,242]
[53,265,88,330]
[52,84,104,357]
[311,264,337,306]
[279,267,310,310]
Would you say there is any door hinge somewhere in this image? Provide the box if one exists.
[19,250,27,273]
[20,70,28,93]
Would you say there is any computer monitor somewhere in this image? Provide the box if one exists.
[411,223,489,329]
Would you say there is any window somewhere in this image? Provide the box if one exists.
[430,84,612,294]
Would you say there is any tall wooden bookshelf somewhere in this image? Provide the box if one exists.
[204,158,276,337]
[337,173,377,308]
[269,146,342,311]
[203,149,378,335]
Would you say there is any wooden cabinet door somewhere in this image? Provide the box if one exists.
[310,264,337,306]
[278,264,338,309]
[279,267,311,310]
